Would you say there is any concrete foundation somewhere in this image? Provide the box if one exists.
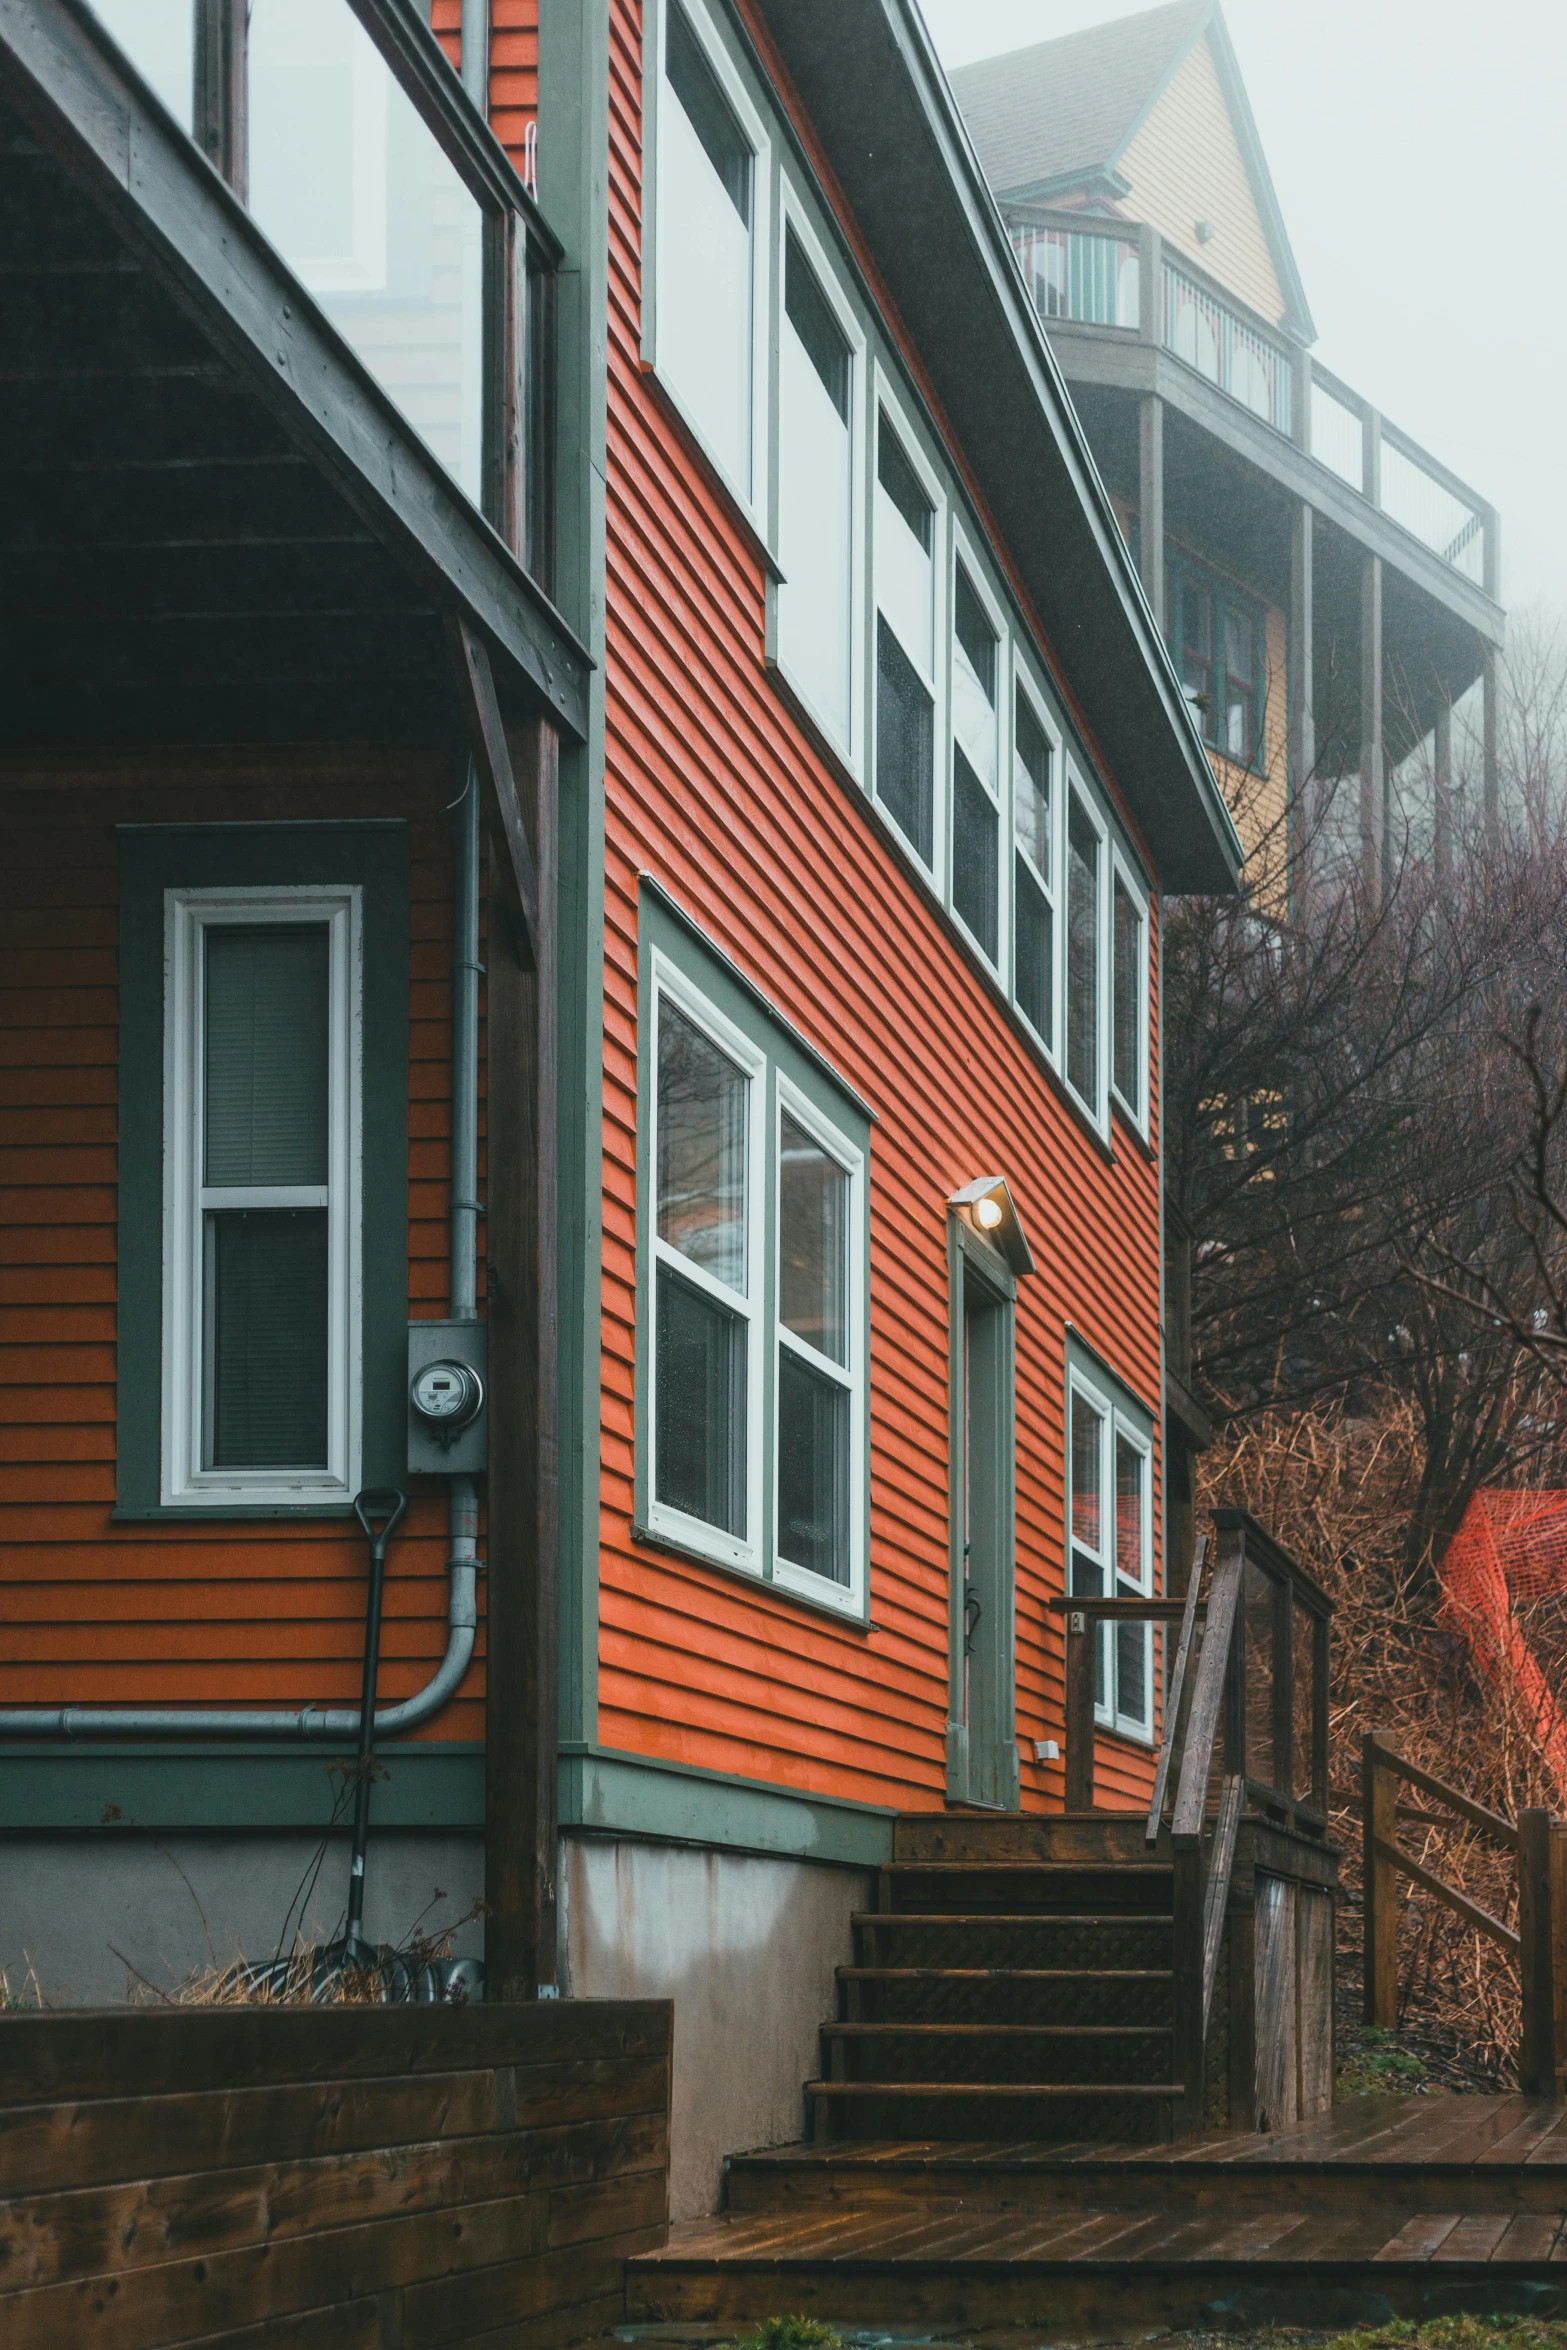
[0,1832,486,2006]
[560,1832,870,2220]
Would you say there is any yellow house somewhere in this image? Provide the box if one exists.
[952,0,1503,898]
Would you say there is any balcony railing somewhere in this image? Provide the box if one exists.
[85,0,557,590]
[1005,205,1497,598]
[1163,263,1293,437]
[1009,221,1141,331]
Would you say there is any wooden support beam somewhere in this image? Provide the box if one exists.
[447,615,541,960]
[447,618,559,1999]
[481,704,560,2001]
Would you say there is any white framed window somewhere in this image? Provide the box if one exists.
[639,908,870,1619]
[648,0,770,517]
[646,955,767,1575]
[950,544,1005,970]
[1111,852,1150,1133]
[161,887,362,1509]
[1012,670,1059,1059]
[1064,772,1108,1130]
[1068,1357,1154,1741]
[772,1079,866,1610]
[774,200,864,761]
[872,379,945,875]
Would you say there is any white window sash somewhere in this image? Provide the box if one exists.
[161,886,362,1509]
[646,954,768,1575]
[771,1073,865,1615]
[1062,768,1110,1133]
[647,0,771,526]
[1111,849,1151,1134]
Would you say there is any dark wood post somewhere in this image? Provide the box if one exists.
[1064,1608,1095,1811]
[1362,1729,1399,2028]
[1171,1838,1206,2131]
[448,619,560,2000]
[1518,1810,1567,2097]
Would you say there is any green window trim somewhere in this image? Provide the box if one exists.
[1166,556,1269,776]
[633,881,874,1626]
[1064,1331,1157,1746]
[116,823,410,1519]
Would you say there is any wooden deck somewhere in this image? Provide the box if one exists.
[628,2098,1567,2330]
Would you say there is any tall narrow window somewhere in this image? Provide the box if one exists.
[1179,576,1215,742]
[876,620,934,864]
[1224,603,1256,763]
[1013,692,1054,1048]
[1114,1428,1152,1731]
[1069,1363,1154,1739]
[777,229,854,748]
[657,2,757,496]
[1066,794,1101,1112]
[652,996,754,1539]
[951,567,999,960]
[163,889,359,1507]
[874,410,937,864]
[1112,868,1145,1123]
[776,1110,852,1584]
[1069,1380,1109,1711]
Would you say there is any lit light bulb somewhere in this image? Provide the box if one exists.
[975,1195,1004,1230]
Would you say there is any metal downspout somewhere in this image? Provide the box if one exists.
[0,772,485,1741]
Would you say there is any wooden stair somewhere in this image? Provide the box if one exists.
[809,1812,1185,2143]
[627,2097,1567,2332]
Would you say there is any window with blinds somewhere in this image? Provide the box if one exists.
[163,889,360,1505]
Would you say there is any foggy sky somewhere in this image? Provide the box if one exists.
[920,0,1566,621]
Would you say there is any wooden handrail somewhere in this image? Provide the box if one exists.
[1147,1535,1207,1843]
[1202,1776,1245,2034]
[1372,1835,1520,1955]
[1172,1543,1243,1842]
[1371,1745,1517,1850]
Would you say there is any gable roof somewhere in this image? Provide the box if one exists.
[946,1,1315,340]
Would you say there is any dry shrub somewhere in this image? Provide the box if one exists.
[1197,1393,1565,2089]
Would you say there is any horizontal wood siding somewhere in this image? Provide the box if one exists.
[580,0,1164,1817]
[429,0,535,153]
[0,2000,670,2350]
[0,753,483,1740]
[1120,35,1287,326]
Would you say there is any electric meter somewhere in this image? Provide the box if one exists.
[410,1358,484,1434]
[406,1321,487,1474]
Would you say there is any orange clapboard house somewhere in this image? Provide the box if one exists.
[0,0,1238,2204]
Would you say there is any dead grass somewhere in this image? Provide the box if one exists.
[1197,1394,1558,2091]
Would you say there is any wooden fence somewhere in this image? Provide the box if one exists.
[0,1999,670,2349]
[1363,1729,1567,2096]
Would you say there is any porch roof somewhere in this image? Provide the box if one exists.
[0,0,590,750]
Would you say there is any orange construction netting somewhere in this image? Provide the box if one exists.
[1438,1489,1567,1805]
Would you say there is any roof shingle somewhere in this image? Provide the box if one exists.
[946,0,1212,198]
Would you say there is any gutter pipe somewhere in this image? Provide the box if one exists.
[1,770,486,1742]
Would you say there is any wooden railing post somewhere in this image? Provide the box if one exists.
[1362,1730,1399,2028]
[1064,1608,1095,1810]
[1518,1810,1567,2097]
[1171,1838,1206,2129]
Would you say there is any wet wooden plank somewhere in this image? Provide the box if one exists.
[1375,2213,1464,2261]
[1490,2213,1565,2261]
[1432,2214,1515,2262]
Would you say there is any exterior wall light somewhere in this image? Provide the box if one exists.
[949,1176,1036,1278]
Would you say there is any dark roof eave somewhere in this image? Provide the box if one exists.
[0,0,590,743]
[749,0,1241,894]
